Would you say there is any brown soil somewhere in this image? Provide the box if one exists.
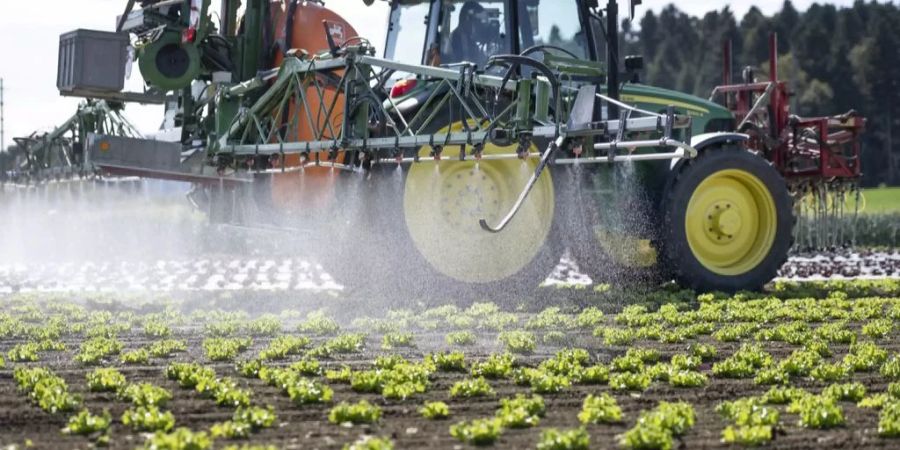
[0,289,898,450]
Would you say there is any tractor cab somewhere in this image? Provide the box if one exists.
[383,0,595,70]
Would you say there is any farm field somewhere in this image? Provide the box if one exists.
[1,279,900,449]
[861,187,900,215]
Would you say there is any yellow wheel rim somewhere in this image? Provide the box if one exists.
[403,122,554,283]
[685,169,777,276]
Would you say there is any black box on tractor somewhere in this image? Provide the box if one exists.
[57,29,129,95]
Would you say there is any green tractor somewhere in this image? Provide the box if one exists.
[61,0,862,296]
[374,0,793,293]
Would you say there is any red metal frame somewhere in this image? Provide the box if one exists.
[710,34,865,181]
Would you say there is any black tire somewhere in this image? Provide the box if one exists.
[660,145,793,292]
[563,164,665,287]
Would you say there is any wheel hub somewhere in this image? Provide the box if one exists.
[704,201,741,243]
[685,169,777,276]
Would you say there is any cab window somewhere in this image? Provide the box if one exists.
[439,0,509,68]
[384,2,432,65]
[517,0,588,59]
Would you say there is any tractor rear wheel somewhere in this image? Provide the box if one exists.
[661,146,793,292]
[364,122,566,301]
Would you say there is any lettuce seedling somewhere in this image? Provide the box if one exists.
[450,377,494,398]
[609,372,651,392]
[329,400,382,425]
[823,382,867,402]
[420,401,450,420]
[498,330,537,354]
[121,406,175,432]
[62,409,111,435]
[578,393,622,424]
[86,368,126,393]
[446,331,477,346]
[120,383,172,408]
[721,425,773,446]
[470,353,515,379]
[381,332,414,350]
[878,401,900,437]
[536,427,590,450]
[428,351,466,372]
[449,418,503,446]
[144,427,212,450]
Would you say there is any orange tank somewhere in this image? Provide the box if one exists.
[268,1,358,212]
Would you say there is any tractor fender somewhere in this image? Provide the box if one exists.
[669,132,749,171]
[659,131,749,213]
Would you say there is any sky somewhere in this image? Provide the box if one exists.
[0,0,864,148]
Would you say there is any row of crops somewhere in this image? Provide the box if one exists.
[0,279,899,449]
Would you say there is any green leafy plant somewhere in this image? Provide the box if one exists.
[257,334,307,360]
[810,362,850,382]
[202,337,252,361]
[14,367,81,414]
[121,348,151,365]
[298,310,340,336]
[381,332,414,349]
[470,353,515,379]
[7,342,40,362]
[599,327,636,346]
[882,355,900,380]
[879,401,900,437]
[669,370,707,388]
[498,330,537,354]
[148,339,188,358]
[143,427,212,450]
[763,386,807,405]
[210,405,276,439]
[575,307,604,328]
[342,436,395,450]
[578,393,622,424]
[579,365,610,384]
[420,401,450,420]
[536,427,590,450]
[791,395,845,429]
[143,320,172,338]
[689,343,717,361]
[843,340,888,372]
[450,377,494,398]
[721,425,773,446]
[290,357,322,376]
[609,372,651,392]
[285,376,333,405]
[446,331,477,346]
[121,405,175,432]
[325,365,353,383]
[75,336,123,365]
[858,393,891,409]
[620,402,695,450]
[166,363,216,389]
[62,409,111,436]
[429,351,466,372]
[120,383,173,407]
[823,382,867,402]
[528,370,572,394]
[716,397,780,426]
[495,394,545,428]
[86,367,127,393]
[328,400,382,425]
[245,315,282,336]
[670,354,702,371]
[449,417,503,446]
[862,318,893,339]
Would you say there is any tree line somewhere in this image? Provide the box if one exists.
[618,0,900,187]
